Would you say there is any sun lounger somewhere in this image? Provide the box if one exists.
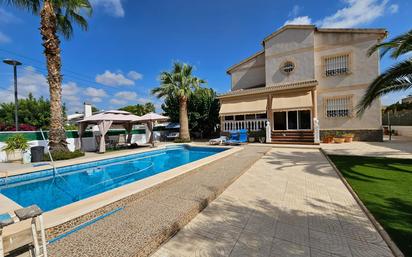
[225,129,248,145]
[209,136,227,145]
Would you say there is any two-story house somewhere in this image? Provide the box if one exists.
[218,25,386,143]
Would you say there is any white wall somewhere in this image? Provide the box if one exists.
[391,126,412,137]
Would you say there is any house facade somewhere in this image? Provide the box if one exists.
[218,25,386,143]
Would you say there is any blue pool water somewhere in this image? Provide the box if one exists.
[0,145,226,211]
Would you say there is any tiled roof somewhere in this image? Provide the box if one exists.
[218,80,318,99]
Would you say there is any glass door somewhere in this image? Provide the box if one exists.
[273,110,311,130]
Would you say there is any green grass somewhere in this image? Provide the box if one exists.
[329,155,412,256]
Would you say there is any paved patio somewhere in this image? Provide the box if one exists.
[322,136,412,159]
[153,148,394,257]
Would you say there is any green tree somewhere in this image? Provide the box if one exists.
[357,29,412,115]
[161,88,220,138]
[0,93,62,129]
[152,62,205,141]
[2,0,92,152]
[119,103,155,116]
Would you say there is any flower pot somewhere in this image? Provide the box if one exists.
[333,137,345,144]
[6,150,22,163]
[323,136,334,143]
[344,137,353,143]
[259,137,266,143]
[248,137,255,143]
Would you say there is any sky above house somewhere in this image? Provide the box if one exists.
[0,0,411,114]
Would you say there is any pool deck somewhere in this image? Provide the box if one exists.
[46,145,271,256]
[153,147,395,257]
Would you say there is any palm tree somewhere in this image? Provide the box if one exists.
[3,0,92,152]
[357,29,412,115]
[152,62,206,141]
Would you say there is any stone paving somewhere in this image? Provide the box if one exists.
[47,146,270,257]
[322,136,412,159]
[153,148,394,257]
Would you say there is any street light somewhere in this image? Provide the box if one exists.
[3,59,22,131]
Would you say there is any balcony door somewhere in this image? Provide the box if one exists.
[273,110,311,130]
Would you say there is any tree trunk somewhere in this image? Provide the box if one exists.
[179,97,190,141]
[40,0,68,152]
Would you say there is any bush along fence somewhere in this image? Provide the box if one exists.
[0,129,148,163]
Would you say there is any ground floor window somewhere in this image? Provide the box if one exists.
[273,110,311,130]
[324,95,353,118]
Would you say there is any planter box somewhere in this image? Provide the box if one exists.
[323,137,334,143]
[6,150,22,163]
[333,137,345,144]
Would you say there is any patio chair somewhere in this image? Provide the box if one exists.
[0,205,48,257]
[209,136,228,145]
[225,129,248,145]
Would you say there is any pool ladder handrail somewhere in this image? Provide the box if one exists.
[39,129,58,177]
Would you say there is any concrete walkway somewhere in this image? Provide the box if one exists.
[153,148,394,257]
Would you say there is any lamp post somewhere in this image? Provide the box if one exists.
[3,59,22,131]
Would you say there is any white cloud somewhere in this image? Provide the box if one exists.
[317,0,389,28]
[95,70,135,86]
[284,16,312,25]
[85,87,107,98]
[62,82,83,112]
[90,0,125,17]
[289,5,302,18]
[109,91,148,106]
[127,71,143,81]
[0,31,11,43]
[389,4,399,13]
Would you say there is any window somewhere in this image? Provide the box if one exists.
[281,61,295,74]
[235,115,245,121]
[256,113,267,119]
[224,116,234,121]
[324,54,350,77]
[324,96,353,118]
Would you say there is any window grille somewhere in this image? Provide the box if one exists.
[324,54,350,77]
[324,95,353,118]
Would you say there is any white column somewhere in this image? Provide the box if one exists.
[266,121,271,143]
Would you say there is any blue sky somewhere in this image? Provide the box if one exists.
[0,0,411,113]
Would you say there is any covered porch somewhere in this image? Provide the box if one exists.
[218,80,319,144]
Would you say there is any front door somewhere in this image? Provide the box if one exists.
[273,110,311,130]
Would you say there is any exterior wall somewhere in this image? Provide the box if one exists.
[389,126,412,137]
[317,88,381,130]
[264,28,315,86]
[320,129,383,142]
[314,32,382,130]
[231,53,265,91]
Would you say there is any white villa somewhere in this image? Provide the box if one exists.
[218,25,386,144]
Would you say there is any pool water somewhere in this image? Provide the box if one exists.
[0,145,226,211]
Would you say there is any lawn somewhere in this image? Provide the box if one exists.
[329,155,412,256]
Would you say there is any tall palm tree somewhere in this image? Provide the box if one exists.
[3,0,92,152]
[152,62,205,141]
[357,29,412,115]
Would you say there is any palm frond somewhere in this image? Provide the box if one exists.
[1,0,41,14]
[356,60,412,116]
[368,29,412,59]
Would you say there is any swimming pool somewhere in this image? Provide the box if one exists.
[0,145,227,212]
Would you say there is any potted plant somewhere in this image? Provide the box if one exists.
[2,134,29,163]
[333,132,345,143]
[322,132,334,143]
[343,133,354,143]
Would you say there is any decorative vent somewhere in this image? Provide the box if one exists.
[281,61,295,74]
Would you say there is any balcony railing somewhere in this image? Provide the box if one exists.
[222,119,267,132]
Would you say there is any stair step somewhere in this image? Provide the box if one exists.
[270,141,316,145]
[271,136,314,139]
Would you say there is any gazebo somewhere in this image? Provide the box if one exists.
[77,110,141,153]
[135,112,169,146]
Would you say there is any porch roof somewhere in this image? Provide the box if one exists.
[218,80,318,99]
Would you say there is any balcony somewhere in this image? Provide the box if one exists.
[222,119,267,132]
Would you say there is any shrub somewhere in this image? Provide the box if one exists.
[174,138,191,143]
[44,150,85,161]
[3,134,29,152]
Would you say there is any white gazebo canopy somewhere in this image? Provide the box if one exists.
[135,113,169,146]
[77,110,141,153]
